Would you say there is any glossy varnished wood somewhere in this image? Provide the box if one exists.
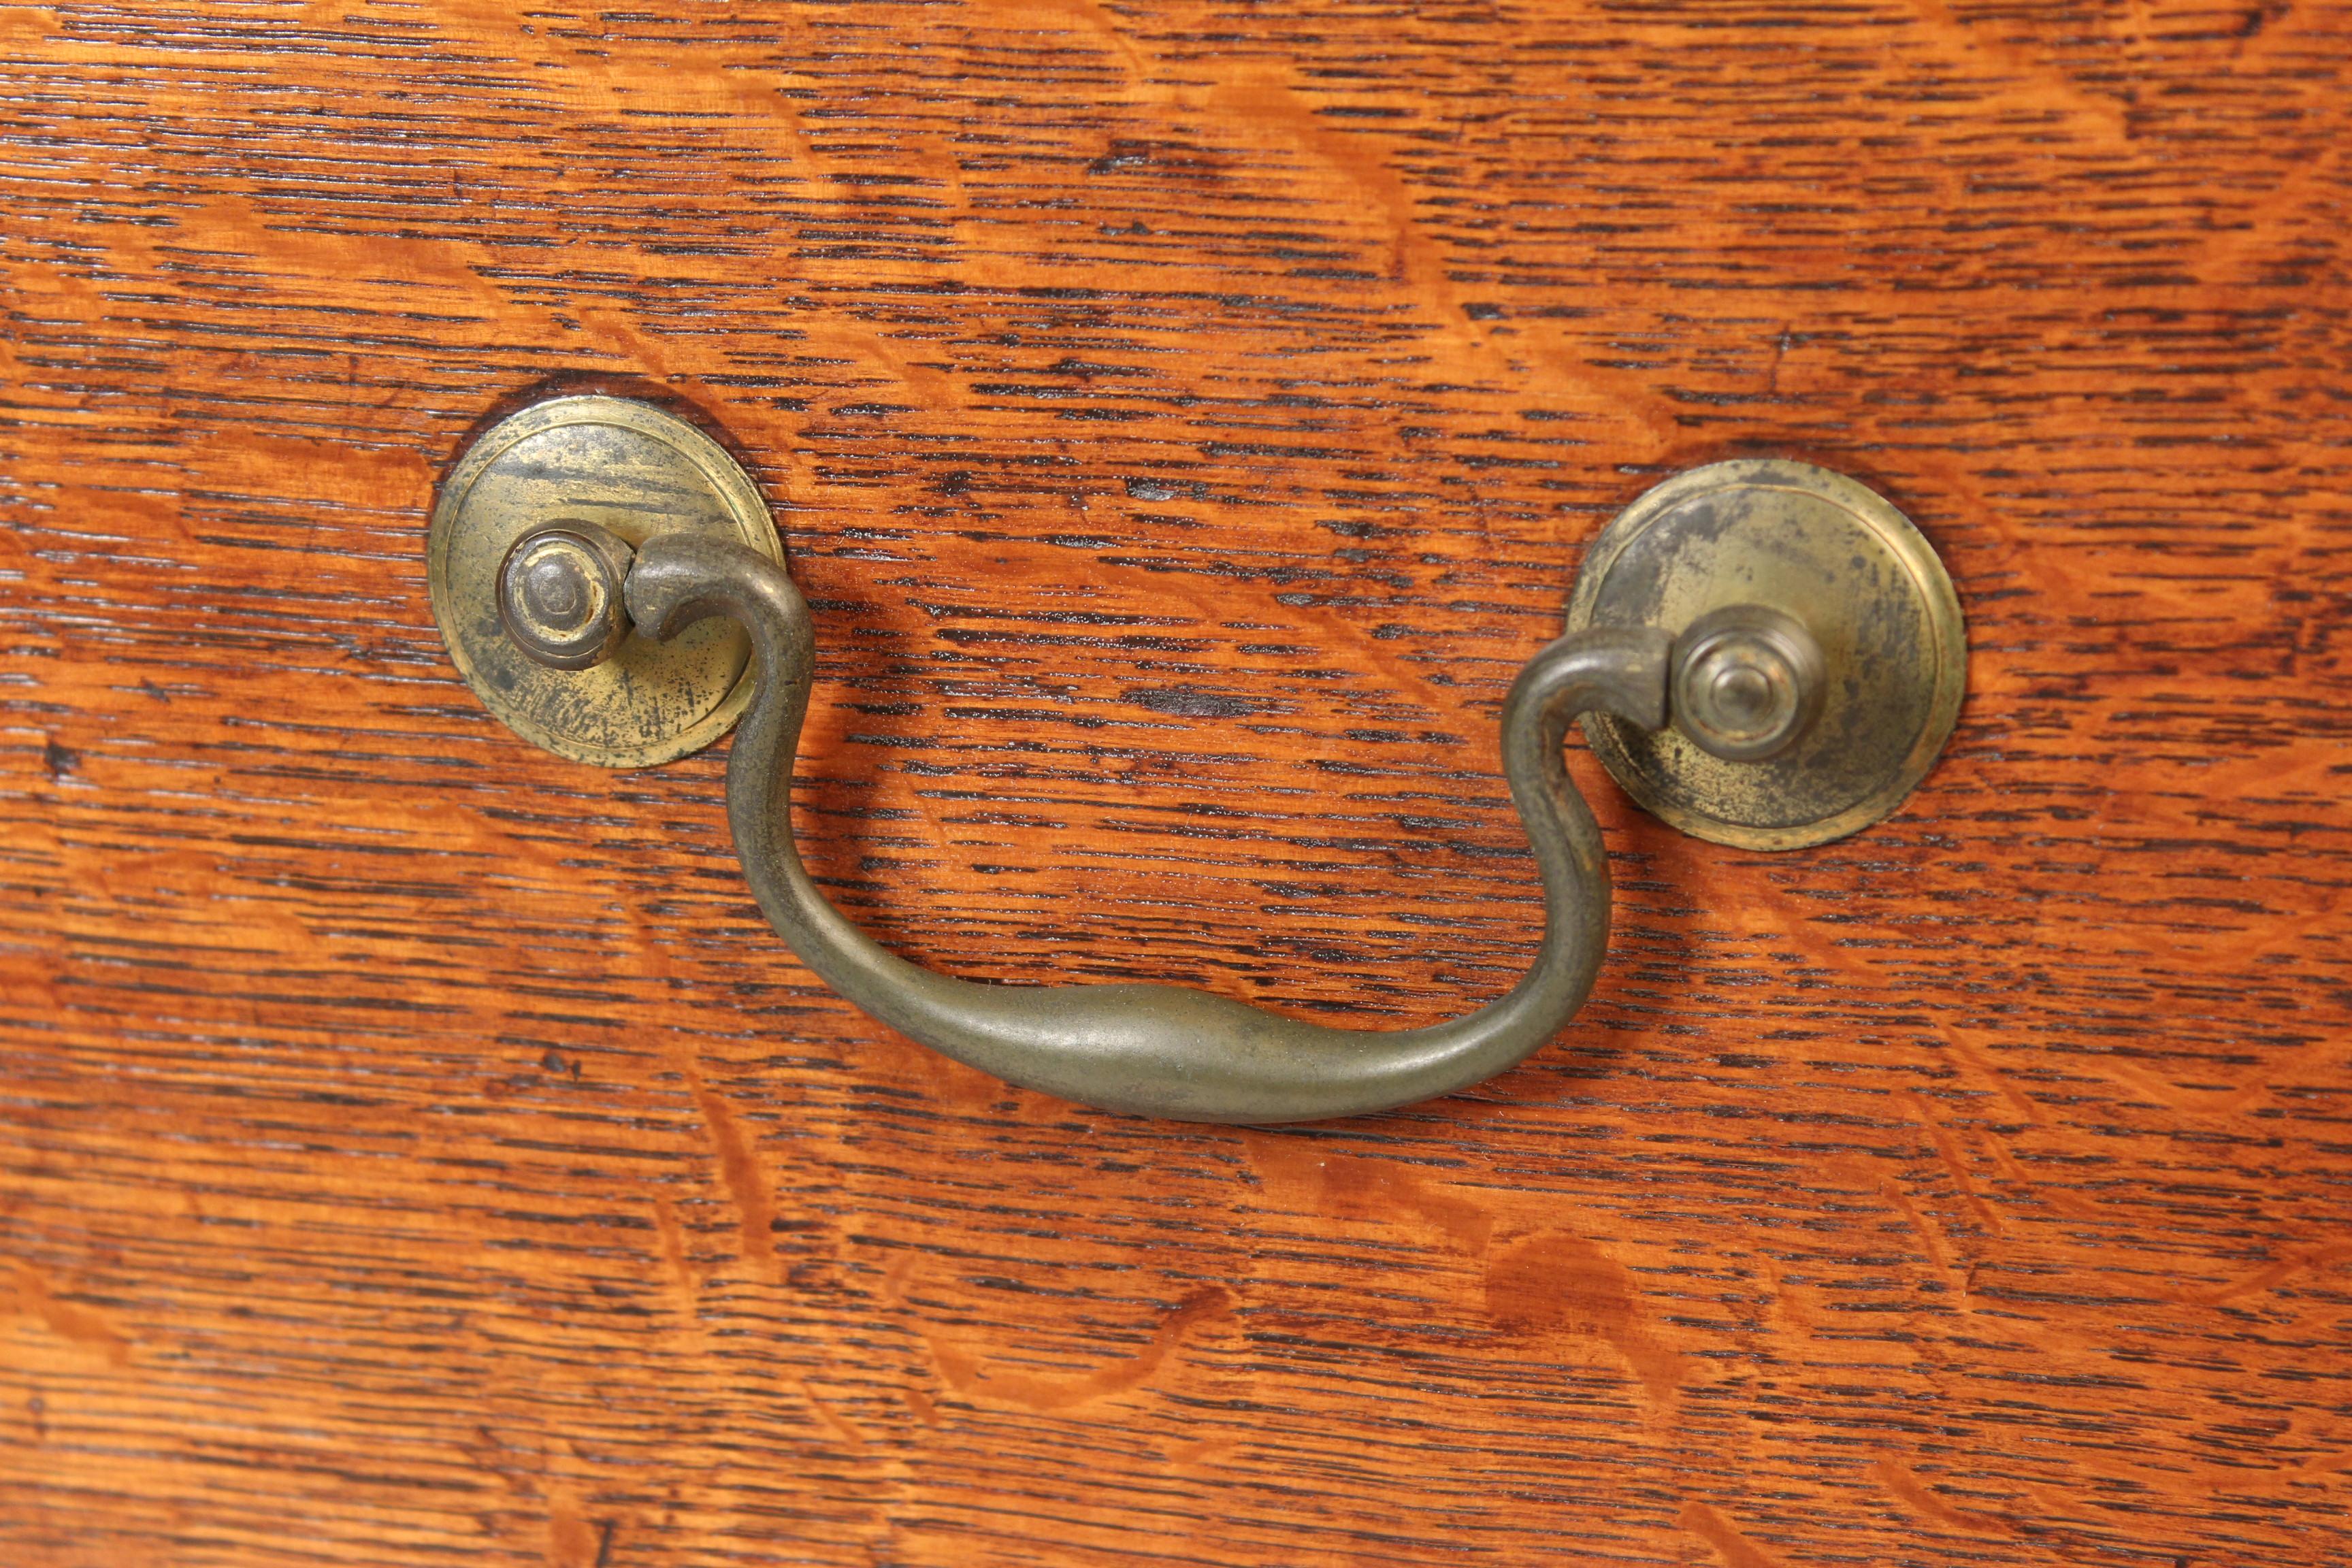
[3,2,2349,1563]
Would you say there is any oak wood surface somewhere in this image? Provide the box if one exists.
[3,1,2349,1563]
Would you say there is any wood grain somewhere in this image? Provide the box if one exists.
[3,1,2349,1563]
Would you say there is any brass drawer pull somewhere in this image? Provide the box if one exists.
[429,397,1965,1123]
[631,527,1659,1123]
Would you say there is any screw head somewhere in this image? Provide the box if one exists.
[497,521,637,670]
[1670,604,1827,763]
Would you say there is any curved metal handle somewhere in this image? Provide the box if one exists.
[442,409,1947,1124]
[621,533,1669,1124]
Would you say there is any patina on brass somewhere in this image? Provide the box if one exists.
[1566,459,1967,850]
[497,520,636,670]
[448,406,1967,1121]
[427,395,783,768]
[1669,603,1825,764]
[613,533,1676,1124]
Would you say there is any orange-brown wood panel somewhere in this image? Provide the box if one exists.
[2,1,2349,1563]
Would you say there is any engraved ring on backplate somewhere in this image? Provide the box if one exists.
[1565,459,1967,851]
[427,395,785,769]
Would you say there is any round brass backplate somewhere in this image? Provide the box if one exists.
[427,396,783,768]
[1565,459,1966,850]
